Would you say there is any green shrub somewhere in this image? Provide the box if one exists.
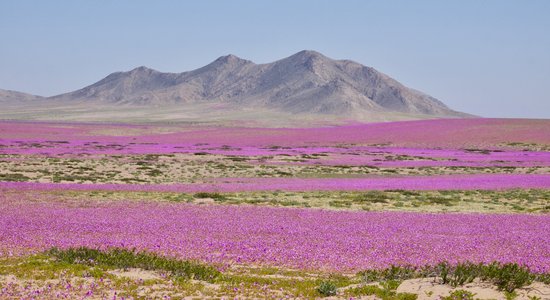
[360,265,417,283]
[448,262,478,286]
[353,191,390,203]
[0,173,31,181]
[317,281,337,297]
[193,152,210,155]
[193,192,227,201]
[481,262,533,293]
[328,200,352,208]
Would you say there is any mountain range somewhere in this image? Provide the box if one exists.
[0,50,469,123]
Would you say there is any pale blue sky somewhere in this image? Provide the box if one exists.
[1,1,549,118]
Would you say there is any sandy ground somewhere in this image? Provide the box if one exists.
[397,278,550,300]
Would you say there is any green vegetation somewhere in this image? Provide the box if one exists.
[193,192,228,201]
[346,280,417,300]
[48,247,221,282]
[481,262,535,293]
[1,251,547,299]
[316,281,337,296]
[0,173,30,181]
[22,188,550,213]
[359,262,547,293]
[353,190,390,203]
[441,290,476,300]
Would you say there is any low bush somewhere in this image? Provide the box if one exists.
[193,152,210,155]
[353,191,391,203]
[481,262,533,293]
[193,192,227,201]
[317,281,337,297]
[439,262,478,286]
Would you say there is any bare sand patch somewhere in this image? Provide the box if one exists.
[108,268,162,281]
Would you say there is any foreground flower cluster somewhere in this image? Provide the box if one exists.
[1,196,548,273]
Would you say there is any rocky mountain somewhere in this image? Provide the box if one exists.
[0,50,470,123]
[47,50,466,117]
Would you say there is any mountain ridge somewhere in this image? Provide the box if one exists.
[0,89,43,103]
[1,50,471,122]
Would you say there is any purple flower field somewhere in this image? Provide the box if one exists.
[2,142,549,168]
[1,197,549,273]
[1,173,549,192]
[2,118,549,148]
[0,118,549,280]
[2,119,550,170]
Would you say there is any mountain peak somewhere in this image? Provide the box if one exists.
[128,66,158,74]
[281,50,332,75]
[213,54,251,65]
[291,50,327,61]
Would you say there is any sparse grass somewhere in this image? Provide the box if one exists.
[15,188,550,213]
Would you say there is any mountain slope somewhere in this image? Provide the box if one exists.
[48,50,466,117]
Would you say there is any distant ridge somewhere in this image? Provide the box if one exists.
[0,50,471,123]
[0,89,43,103]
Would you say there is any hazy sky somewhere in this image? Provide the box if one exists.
[1,0,549,118]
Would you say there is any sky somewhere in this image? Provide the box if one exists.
[1,0,549,118]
